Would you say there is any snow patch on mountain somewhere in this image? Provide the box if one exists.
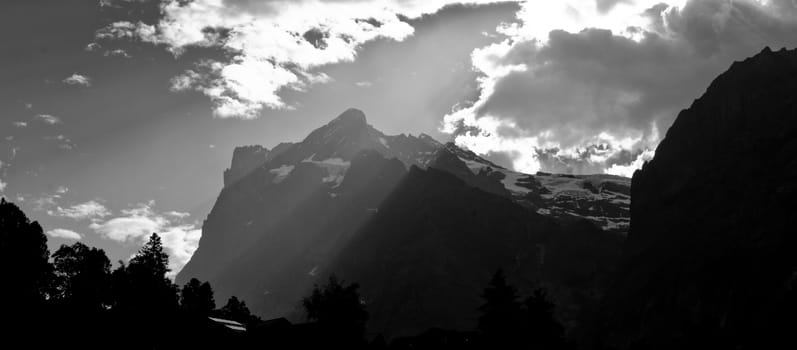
[501,171,533,194]
[302,157,350,187]
[444,147,631,233]
[269,165,294,183]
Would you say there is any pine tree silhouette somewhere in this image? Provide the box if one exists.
[302,275,368,347]
[477,269,524,347]
[110,233,179,348]
[217,295,260,326]
[181,277,216,315]
[524,287,567,349]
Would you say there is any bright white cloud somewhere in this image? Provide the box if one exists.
[47,228,83,240]
[45,135,77,150]
[35,114,61,125]
[62,73,92,87]
[442,0,797,176]
[104,49,131,58]
[89,201,201,277]
[0,179,6,194]
[52,200,112,220]
[100,0,507,119]
[33,194,60,211]
[13,121,27,128]
[606,148,655,178]
[165,210,190,219]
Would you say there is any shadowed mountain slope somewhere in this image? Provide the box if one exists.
[594,47,797,349]
[178,109,626,337]
[330,166,622,337]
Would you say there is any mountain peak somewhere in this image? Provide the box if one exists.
[223,145,269,187]
[332,108,367,125]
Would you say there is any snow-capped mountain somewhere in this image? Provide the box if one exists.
[433,143,631,233]
[178,108,626,337]
[221,108,630,234]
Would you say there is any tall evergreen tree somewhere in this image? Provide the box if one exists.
[129,233,170,278]
[302,275,368,346]
[112,233,178,315]
[217,295,260,325]
[524,287,567,349]
[109,234,179,348]
[477,269,524,346]
[181,278,215,315]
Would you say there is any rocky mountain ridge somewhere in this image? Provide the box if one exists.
[178,108,628,337]
[594,47,797,349]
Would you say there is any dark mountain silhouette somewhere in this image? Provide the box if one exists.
[594,47,797,349]
[329,165,621,337]
[177,108,627,337]
[329,165,558,336]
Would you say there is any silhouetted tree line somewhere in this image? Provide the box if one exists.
[2,198,568,349]
[386,269,569,349]
[1,199,258,348]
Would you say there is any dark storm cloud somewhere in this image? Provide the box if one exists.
[444,0,797,175]
[483,0,797,145]
[535,146,643,175]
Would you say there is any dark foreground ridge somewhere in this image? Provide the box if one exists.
[594,47,797,349]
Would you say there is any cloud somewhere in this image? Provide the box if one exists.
[47,228,83,240]
[0,161,6,195]
[89,201,201,277]
[165,210,190,219]
[51,200,112,220]
[35,114,61,125]
[13,121,27,128]
[442,0,797,176]
[33,194,60,211]
[31,187,70,211]
[62,73,92,87]
[44,135,77,150]
[104,49,132,58]
[99,0,508,119]
[99,0,142,8]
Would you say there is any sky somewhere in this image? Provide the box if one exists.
[1,0,796,276]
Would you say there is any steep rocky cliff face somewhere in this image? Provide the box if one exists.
[178,108,627,337]
[223,145,270,188]
[595,47,797,349]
